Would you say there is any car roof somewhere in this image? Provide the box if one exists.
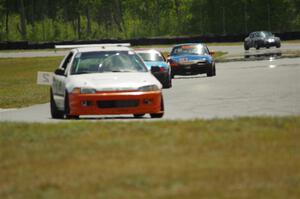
[135,49,161,54]
[172,43,205,48]
[73,46,132,53]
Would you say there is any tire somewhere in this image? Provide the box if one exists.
[171,72,175,79]
[244,43,249,50]
[163,76,172,89]
[168,77,172,88]
[150,96,164,118]
[133,114,145,118]
[64,92,79,119]
[255,43,260,50]
[50,89,64,119]
[207,64,216,77]
[276,43,281,48]
[213,65,216,76]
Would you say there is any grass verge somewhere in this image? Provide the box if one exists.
[0,116,299,199]
[0,57,61,108]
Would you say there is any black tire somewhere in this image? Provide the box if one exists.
[207,64,216,77]
[255,43,260,50]
[162,76,172,89]
[244,43,249,50]
[133,114,145,118]
[168,77,172,88]
[171,72,175,79]
[50,89,64,119]
[276,43,281,48]
[213,65,216,76]
[150,96,164,118]
[64,92,79,119]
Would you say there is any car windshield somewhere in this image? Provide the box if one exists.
[138,52,164,62]
[171,45,206,56]
[260,31,273,37]
[70,51,147,75]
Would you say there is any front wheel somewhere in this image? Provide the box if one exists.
[171,73,175,79]
[163,76,172,89]
[207,64,216,77]
[276,43,281,48]
[244,43,249,50]
[50,89,64,119]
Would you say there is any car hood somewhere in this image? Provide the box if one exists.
[65,72,162,92]
[170,54,213,64]
[144,61,169,69]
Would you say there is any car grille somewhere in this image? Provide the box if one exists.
[97,100,139,108]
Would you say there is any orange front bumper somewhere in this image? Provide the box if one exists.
[69,90,162,116]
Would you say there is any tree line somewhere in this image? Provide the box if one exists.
[0,0,299,42]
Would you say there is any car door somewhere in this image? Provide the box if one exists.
[249,33,255,47]
[253,32,261,46]
[52,51,74,109]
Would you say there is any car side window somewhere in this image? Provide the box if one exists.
[61,52,74,70]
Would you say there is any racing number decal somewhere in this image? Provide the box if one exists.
[42,73,50,83]
[37,71,53,85]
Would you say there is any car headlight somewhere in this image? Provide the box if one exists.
[268,38,275,42]
[138,85,159,91]
[72,87,96,94]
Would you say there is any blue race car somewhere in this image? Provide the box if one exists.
[136,49,172,88]
[167,43,216,78]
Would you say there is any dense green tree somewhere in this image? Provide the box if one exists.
[0,0,299,41]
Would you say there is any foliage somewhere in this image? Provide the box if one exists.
[0,0,299,41]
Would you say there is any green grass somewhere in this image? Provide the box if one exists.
[0,57,62,108]
[0,116,299,199]
[282,39,300,44]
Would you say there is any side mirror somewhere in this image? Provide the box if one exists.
[54,68,65,76]
[151,66,160,73]
[209,50,215,55]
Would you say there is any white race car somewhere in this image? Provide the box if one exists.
[50,44,164,119]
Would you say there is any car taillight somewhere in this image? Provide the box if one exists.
[71,88,81,94]
[159,67,165,72]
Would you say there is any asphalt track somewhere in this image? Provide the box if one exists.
[1,52,299,122]
[0,43,299,58]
